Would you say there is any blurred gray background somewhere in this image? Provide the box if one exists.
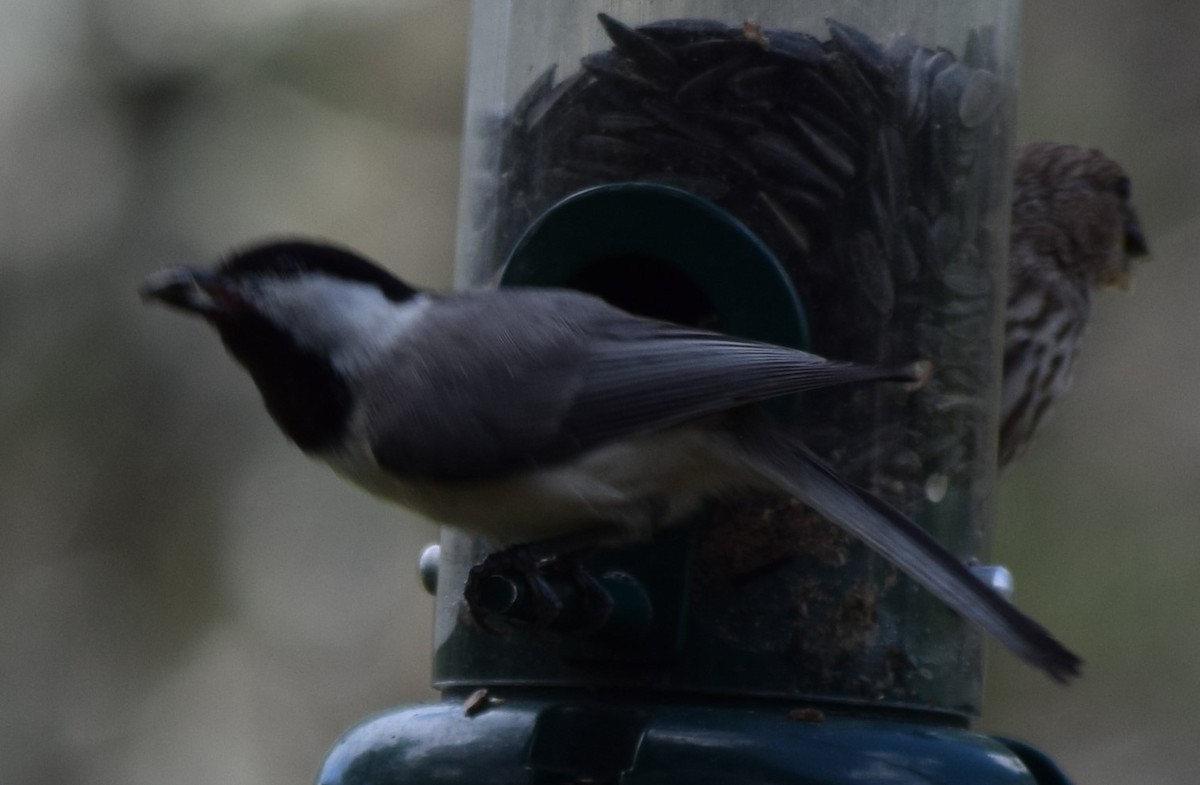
[2,1,1196,783]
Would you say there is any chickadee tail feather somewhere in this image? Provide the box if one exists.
[730,425,1082,683]
[799,358,932,390]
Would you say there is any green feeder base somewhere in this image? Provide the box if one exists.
[318,692,1071,785]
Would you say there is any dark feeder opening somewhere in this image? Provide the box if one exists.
[568,254,716,329]
[501,182,810,351]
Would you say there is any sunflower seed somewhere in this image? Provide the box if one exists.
[675,38,767,68]
[641,96,725,146]
[790,113,857,180]
[597,12,682,77]
[512,65,557,126]
[637,18,737,45]
[675,56,748,105]
[764,29,825,65]
[747,133,843,198]
[883,33,917,68]
[726,65,783,101]
[758,190,813,257]
[962,26,997,70]
[827,18,889,82]
[958,69,1002,128]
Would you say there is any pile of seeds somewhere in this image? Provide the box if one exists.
[477,13,1009,694]
[486,12,1005,505]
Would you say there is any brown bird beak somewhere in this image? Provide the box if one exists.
[1108,270,1134,292]
[1124,216,1150,259]
[1108,212,1150,292]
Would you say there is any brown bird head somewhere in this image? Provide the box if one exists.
[1012,142,1149,291]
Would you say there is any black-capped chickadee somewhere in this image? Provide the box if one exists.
[141,239,1080,682]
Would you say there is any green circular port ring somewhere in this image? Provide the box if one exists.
[500,182,810,353]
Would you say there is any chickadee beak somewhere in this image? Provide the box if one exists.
[140,267,235,317]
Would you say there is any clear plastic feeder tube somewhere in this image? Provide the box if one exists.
[449,0,1020,717]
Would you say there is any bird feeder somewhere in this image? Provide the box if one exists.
[318,1,1074,783]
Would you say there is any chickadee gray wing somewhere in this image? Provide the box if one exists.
[359,288,601,479]
[362,287,917,480]
[555,317,915,449]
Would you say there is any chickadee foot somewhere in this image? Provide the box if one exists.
[463,548,615,635]
[464,546,563,633]
[539,556,614,635]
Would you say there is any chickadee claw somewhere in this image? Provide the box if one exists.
[463,547,617,636]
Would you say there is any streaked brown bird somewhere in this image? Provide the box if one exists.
[1000,142,1149,468]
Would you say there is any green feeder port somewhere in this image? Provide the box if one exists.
[500,182,810,353]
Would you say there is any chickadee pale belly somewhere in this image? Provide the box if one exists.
[141,238,1081,682]
[324,419,743,545]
